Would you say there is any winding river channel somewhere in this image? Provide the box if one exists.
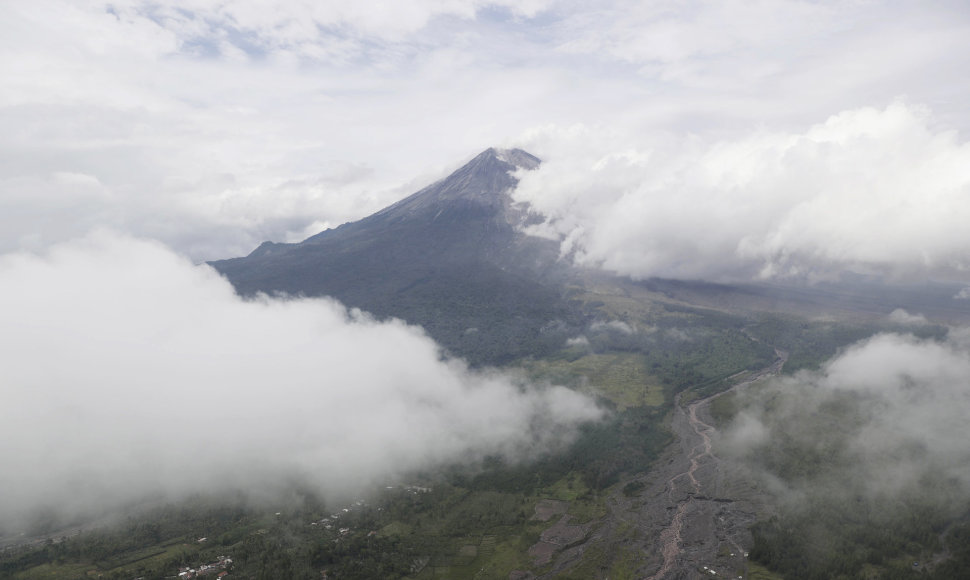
[646,349,787,580]
[535,348,787,579]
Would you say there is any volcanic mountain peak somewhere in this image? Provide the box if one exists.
[460,146,540,173]
[489,147,541,170]
[369,147,541,221]
[209,146,570,366]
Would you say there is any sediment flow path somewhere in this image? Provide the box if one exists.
[536,350,787,580]
[645,350,787,580]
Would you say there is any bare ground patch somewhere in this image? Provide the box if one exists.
[528,514,590,567]
[532,499,567,522]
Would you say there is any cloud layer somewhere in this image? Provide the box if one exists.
[514,102,970,281]
[724,331,970,503]
[0,232,600,529]
[3,2,970,266]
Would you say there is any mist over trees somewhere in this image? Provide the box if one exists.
[720,331,970,578]
[0,232,601,532]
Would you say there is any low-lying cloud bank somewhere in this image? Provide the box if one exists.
[723,331,970,505]
[514,102,970,282]
[0,232,601,530]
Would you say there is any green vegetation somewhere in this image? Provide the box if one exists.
[728,385,970,580]
[621,480,646,497]
[749,497,970,580]
[0,403,669,580]
[525,296,778,409]
[538,471,589,502]
[695,309,970,580]
[708,389,740,428]
[2,288,836,580]
[525,352,664,410]
[745,313,947,374]
[0,472,610,580]
[1,499,251,580]
[746,561,785,580]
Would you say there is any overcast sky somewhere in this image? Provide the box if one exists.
[4,0,970,272]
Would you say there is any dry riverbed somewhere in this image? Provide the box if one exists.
[533,351,786,579]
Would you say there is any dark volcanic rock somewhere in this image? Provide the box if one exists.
[210,148,580,365]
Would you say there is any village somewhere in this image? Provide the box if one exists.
[176,554,232,579]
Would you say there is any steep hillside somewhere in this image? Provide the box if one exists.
[210,148,580,365]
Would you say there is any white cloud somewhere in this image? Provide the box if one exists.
[3,1,970,272]
[725,331,970,500]
[0,232,601,528]
[566,335,590,348]
[556,0,835,67]
[0,1,580,260]
[514,102,970,281]
[99,0,555,62]
[888,308,929,326]
[590,320,635,335]
[551,1,970,129]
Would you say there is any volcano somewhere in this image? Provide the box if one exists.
[210,148,580,364]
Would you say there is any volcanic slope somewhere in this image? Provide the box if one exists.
[210,148,579,365]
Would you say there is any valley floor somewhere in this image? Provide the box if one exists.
[533,350,787,580]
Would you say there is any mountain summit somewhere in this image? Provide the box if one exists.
[374,147,539,214]
[210,147,578,364]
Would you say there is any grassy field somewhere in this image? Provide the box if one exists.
[13,540,194,580]
[397,470,613,579]
[746,561,785,579]
[12,562,93,580]
[523,352,665,410]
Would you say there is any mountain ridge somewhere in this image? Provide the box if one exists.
[246,147,541,258]
[210,147,580,365]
